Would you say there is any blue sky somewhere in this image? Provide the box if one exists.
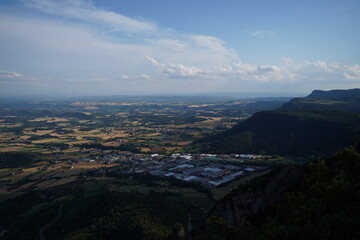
[0,0,359,96]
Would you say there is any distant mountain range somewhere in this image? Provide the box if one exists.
[281,88,360,113]
[198,89,360,155]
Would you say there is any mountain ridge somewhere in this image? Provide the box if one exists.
[197,88,360,155]
[307,88,360,99]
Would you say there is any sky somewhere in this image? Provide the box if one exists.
[0,0,359,97]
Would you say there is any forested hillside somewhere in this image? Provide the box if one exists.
[198,89,360,155]
[281,89,360,113]
[201,144,360,240]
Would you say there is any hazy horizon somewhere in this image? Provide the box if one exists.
[0,91,306,99]
[1,0,359,96]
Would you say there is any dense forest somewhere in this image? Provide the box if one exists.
[281,89,360,113]
[199,110,360,155]
[199,89,360,155]
[0,180,206,240]
[200,144,360,240]
[0,152,36,168]
[2,145,359,240]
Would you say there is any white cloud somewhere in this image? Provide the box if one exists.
[119,74,152,80]
[145,56,165,70]
[257,65,280,72]
[146,56,211,79]
[66,78,112,82]
[343,72,360,81]
[0,71,25,78]
[65,75,153,82]
[145,39,188,52]
[343,65,360,81]
[24,0,156,33]
[165,64,206,78]
[0,1,359,95]
[0,70,46,85]
[249,30,275,38]
[146,56,360,84]
[188,35,237,59]
[0,1,238,82]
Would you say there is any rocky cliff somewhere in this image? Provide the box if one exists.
[211,166,306,228]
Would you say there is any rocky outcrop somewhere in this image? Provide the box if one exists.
[212,166,306,228]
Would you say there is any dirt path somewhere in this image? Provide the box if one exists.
[39,204,63,240]
[188,212,192,240]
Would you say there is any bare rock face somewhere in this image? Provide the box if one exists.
[212,166,305,228]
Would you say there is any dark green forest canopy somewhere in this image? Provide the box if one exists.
[201,146,360,240]
[198,89,360,155]
[0,152,36,168]
[0,189,204,240]
[199,110,360,155]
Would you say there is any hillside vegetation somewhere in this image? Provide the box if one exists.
[202,145,360,240]
[198,89,360,155]
[0,178,206,240]
[281,89,360,113]
[0,152,36,168]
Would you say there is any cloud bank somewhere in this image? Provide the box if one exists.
[0,0,359,95]
[146,56,360,84]
[24,0,156,33]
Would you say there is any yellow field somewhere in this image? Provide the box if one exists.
[84,106,98,110]
[177,141,192,146]
[31,161,49,166]
[32,177,78,189]
[19,135,31,140]
[165,146,180,151]
[41,150,62,154]
[36,130,54,135]
[24,167,40,172]
[29,117,69,122]
[66,140,91,145]
[72,101,140,107]
[188,104,216,107]
[32,138,60,144]
[50,133,63,137]
[0,123,21,127]
[35,179,58,189]
[46,176,78,188]
[73,162,118,169]
[0,146,25,152]
[141,147,151,152]
[62,147,82,153]
[146,133,161,137]
[16,181,38,191]
[57,123,70,127]
[86,130,102,134]
[102,142,121,147]
[0,132,16,140]
[100,134,127,140]
[4,170,35,183]
[24,130,53,135]
[187,132,202,137]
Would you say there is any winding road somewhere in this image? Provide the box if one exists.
[188,212,193,240]
[39,204,63,240]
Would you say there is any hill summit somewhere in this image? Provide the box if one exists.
[281,88,360,113]
[308,88,360,99]
[197,89,360,155]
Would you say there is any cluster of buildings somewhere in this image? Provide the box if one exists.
[85,152,267,188]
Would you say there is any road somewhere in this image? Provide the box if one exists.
[39,204,63,240]
[188,212,192,240]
